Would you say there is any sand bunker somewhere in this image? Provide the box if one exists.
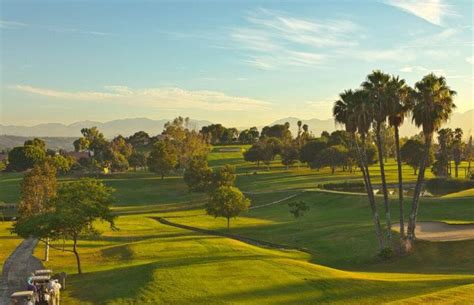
[394,222,474,242]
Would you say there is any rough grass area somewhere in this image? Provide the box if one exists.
[0,221,22,270]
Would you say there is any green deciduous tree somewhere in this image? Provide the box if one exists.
[13,178,116,274]
[147,141,177,179]
[183,156,212,192]
[7,145,46,172]
[24,138,46,150]
[210,165,236,190]
[206,186,250,230]
[281,144,299,169]
[401,139,428,175]
[19,162,57,217]
[320,145,348,174]
[238,127,259,144]
[128,151,147,170]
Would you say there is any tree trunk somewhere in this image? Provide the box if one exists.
[375,123,392,243]
[406,135,432,251]
[161,173,164,180]
[227,217,230,231]
[44,238,50,262]
[455,163,458,178]
[394,127,405,242]
[73,238,82,274]
[354,133,385,250]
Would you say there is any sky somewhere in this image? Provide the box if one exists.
[1,0,473,127]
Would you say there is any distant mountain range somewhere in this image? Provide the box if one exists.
[0,118,213,138]
[1,110,472,150]
[0,135,77,151]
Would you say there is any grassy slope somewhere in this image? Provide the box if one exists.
[442,188,474,198]
[34,215,474,305]
[158,191,474,274]
[1,147,473,303]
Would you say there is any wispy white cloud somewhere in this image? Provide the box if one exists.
[231,8,361,69]
[466,56,474,64]
[11,85,271,112]
[0,20,27,29]
[384,0,455,26]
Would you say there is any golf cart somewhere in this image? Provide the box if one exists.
[34,270,53,277]
[10,291,35,305]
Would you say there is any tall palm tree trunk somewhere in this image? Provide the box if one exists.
[407,135,432,250]
[356,134,385,250]
[394,126,405,241]
[375,123,392,243]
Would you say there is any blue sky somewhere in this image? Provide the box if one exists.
[1,0,473,126]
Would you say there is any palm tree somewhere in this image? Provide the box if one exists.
[407,73,456,250]
[362,70,393,244]
[386,76,412,244]
[334,89,385,250]
[297,120,303,147]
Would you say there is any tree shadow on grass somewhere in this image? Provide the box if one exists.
[65,254,272,304]
[195,277,474,305]
[66,262,157,304]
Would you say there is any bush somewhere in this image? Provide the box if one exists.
[378,247,395,260]
[320,181,366,192]
[425,178,474,196]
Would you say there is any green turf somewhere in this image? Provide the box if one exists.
[34,215,474,305]
[0,221,22,270]
[442,188,474,198]
[1,146,473,304]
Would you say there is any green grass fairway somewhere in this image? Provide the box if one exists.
[34,214,474,304]
[2,145,473,304]
[442,188,474,198]
[154,191,474,274]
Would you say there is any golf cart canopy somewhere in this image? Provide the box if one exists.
[31,275,51,283]
[11,291,34,299]
[34,269,53,276]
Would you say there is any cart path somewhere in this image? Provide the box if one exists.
[249,192,303,210]
[394,222,474,241]
[0,238,43,303]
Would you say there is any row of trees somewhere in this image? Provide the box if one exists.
[6,138,76,173]
[243,127,378,173]
[333,70,456,254]
[432,129,473,178]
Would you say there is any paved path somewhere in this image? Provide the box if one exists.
[394,222,474,241]
[249,192,303,210]
[0,238,43,304]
